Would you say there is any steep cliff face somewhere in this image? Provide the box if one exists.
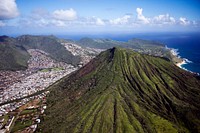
[39,47,200,133]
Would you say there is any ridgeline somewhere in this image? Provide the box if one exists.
[39,47,200,133]
[0,35,177,71]
[0,35,81,70]
[17,35,80,65]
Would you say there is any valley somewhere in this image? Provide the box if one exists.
[0,36,100,132]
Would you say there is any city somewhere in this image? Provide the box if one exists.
[0,43,100,132]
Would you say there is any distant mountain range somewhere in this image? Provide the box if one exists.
[38,47,200,133]
[79,37,185,64]
[76,37,182,64]
[0,35,177,71]
[0,35,81,70]
[17,35,81,65]
[77,37,164,49]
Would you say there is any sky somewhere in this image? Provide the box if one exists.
[0,0,200,35]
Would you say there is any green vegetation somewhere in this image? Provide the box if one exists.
[0,35,81,70]
[0,36,30,70]
[77,38,125,49]
[20,109,37,115]
[38,47,200,133]
[77,38,173,60]
[0,35,178,70]
[77,38,164,50]
[52,67,64,71]
[11,119,32,132]
[17,35,80,66]
[40,69,50,72]
[40,67,64,72]
[0,114,9,126]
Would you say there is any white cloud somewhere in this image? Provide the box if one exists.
[152,14,176,25]
[110,15,131,25]
[53,8,77,21]
[0,21,6,26]
[179,17,190,25]
[0,0,19,20]
[51,20,67,27]
[96,18,105,26]
[35,19,50,27]
[75,16,106,26]
[136,8,149,24]
[31,8,49,19]
[7,6,197,31]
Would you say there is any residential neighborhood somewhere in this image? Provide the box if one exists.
[0,45,97,132]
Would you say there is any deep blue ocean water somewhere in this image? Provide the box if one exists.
[155,33,200,74]
[116,32,200,74]
[59,32,200,74]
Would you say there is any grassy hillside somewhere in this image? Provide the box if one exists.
[0,36,30,70]
[77,38,164,49]
[0,35,178,70]
[77,38,174,61]
[0,35,82,70]
[38,47,200,133]
[77,38,125,49]
[17,35,81,66]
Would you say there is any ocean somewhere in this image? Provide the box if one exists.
[117,32,200,74]
[58,32,200,74]
[156,33,200,74]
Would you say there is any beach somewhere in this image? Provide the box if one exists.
[176,60,186,68]
[169,48,190,70]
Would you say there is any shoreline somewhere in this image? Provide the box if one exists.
[167,46,198,75]
[166,46,200,76]
[168,47,187,69]
[176,59,187,68]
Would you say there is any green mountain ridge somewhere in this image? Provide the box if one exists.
[17,35,81,65]
[77,38,126,49]
[0,35,81,70]
[77,37,165,49]
[0,36,30,70]
[77,37,176,63]
[0,35,186,71]
[39,47,200,133]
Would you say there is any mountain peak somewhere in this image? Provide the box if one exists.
[39,48,200,133]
